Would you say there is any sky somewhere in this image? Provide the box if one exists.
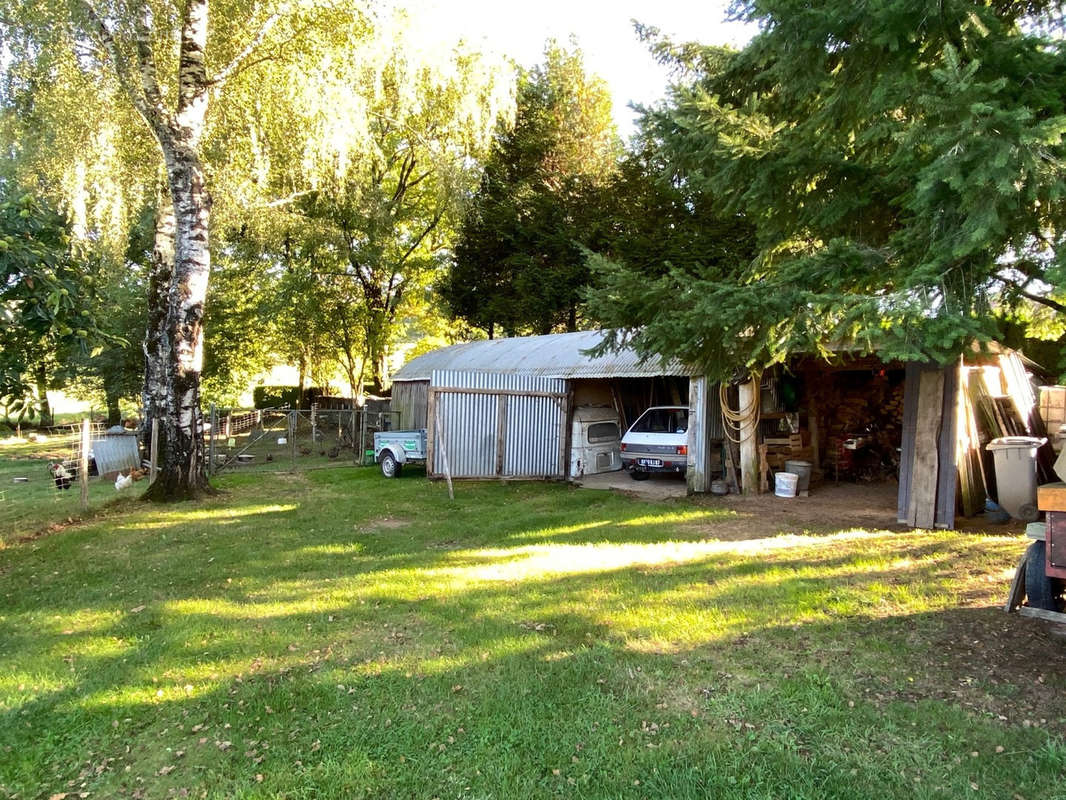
[401,0,757,136]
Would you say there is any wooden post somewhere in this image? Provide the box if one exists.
[426,388,437,478]
[805,369,820,470]
[739,379,759,494]
[495,394,508,477]
[79,418,90,511]
[224,413,231,439]
[434,401,454,500]
[149,418,160,485]
[311,402,318,444]
[208,403,216,476]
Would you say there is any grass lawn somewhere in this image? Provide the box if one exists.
[1,461,1064,799]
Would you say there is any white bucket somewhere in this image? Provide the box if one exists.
[774,471,799,498]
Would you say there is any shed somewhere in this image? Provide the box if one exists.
[392,331,1055,530]
[391,330,725,491]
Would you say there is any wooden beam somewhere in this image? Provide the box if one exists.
[1018,606,1066,624]
[739,379,759,495]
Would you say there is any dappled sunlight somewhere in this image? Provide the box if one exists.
[298,542,366,556]
[430,529,898,582]
[506,519,612,540]
[115,503,299,531]
[167,590,356,621]
[618,509,732,527]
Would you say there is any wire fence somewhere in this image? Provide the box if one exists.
[206,405,397,475]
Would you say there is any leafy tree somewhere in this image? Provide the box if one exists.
[0,189,99,426]
[591,5,1066,377]
[441,41,621,337]
[267,21,513,390]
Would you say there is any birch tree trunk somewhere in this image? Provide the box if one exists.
[86,0,216,499]
[141,186,173,453]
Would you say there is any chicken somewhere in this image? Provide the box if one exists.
[49,462,72,490]
[114,472,134,491]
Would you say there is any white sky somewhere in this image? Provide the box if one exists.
[401,0,757,137]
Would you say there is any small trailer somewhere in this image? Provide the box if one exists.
[1005,482,1066,623]
[373,429,428,477]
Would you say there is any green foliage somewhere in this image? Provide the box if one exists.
[592,2,1066,377]
[441,41,621,337]
[0,187,99,418]
[2,458,1065,796]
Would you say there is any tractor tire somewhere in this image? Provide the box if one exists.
[380,451,402,478]
[1025,540,1062,611]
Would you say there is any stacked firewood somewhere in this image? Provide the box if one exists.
[813,376,905,472]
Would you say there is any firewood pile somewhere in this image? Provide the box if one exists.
[809,374,905,476]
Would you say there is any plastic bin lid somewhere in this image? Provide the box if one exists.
[986,436,1047,450]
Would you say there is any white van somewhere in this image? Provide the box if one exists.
[569,407,622,477]
[620,406,688,480]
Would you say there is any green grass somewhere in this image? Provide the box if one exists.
[1,459,1064,799]
[0,434,129,541]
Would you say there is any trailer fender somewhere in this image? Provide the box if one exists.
[377,447,407,465]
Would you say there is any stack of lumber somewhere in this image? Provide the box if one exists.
[808,375,905,473]
[1039,386,1066,452]
[763,433,812,469]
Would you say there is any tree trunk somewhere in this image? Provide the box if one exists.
[145,142,213,501]
[105,386,122,426]
[35,364,52,428]
[142,190,174,451]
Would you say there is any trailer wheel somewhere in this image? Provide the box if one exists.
[1025,540,1062,612]
[380,451,402,478]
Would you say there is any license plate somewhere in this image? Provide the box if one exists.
[637,458,663,467]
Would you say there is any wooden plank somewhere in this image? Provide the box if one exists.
[1018,606,1066,624]
[686,377,710,494]
[907,369,944,528]
[1037,482,1066,512]
[495,394,507,477]
[1004,550,1028,612]
[934,362,959,529]
[897,362,921,523]
[426,388,437,478]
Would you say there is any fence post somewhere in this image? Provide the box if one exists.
[208,403,216,475]
[149,418,160,484]
[80,418,90,511]
[289,412,296,470]
[311,402,318,445]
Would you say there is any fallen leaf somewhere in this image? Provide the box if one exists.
[129,605,146,613]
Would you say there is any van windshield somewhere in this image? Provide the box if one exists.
[631,408,687,434]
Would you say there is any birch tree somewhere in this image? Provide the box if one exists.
[45,0,367,499]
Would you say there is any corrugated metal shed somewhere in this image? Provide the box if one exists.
[430,371,567,480]
[394,330,693,383]
[92,433,140,476]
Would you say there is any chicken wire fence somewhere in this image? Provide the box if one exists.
[206,405,397,475]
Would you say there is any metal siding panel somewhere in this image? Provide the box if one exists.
[396,330,695,382]
[431,370,565,479]
[92,435,140,475]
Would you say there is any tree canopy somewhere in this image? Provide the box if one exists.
[589,3,1066,377]
[441,42,621,337]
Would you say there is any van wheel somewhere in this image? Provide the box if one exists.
[380,452,402,478]
[630,470,649,481]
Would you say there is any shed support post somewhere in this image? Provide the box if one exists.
[739,379,759,495]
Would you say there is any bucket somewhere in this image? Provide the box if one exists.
[774,471,799,498]
[784,459,812,496]
[710,479,728,496]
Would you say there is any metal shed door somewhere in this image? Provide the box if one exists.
[429,371,568,479]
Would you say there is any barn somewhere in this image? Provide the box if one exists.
[390,330,1058,530]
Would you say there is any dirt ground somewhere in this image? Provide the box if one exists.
[579,473,1030,537]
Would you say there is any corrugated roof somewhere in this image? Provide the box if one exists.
[393,330,694,382]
